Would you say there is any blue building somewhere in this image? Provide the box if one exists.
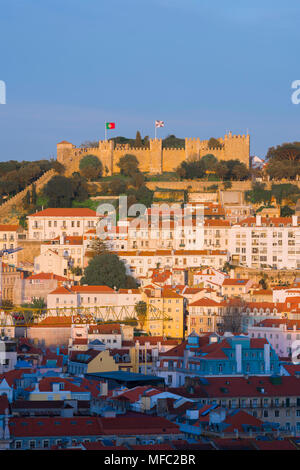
[157,333,280,387]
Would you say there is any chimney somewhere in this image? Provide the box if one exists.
[256,215,261,226]
[292,215,298,227]
[264,343,270,373]
[99,381,108,396]
[60,235,65,245]
[235,343,242,373]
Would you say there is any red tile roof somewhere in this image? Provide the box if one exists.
[27,272,70,281]
[189,297,225,307]
[30,208,97,217]
[0,224,20,231]
[88,323,121,335]
[168,375,300,399]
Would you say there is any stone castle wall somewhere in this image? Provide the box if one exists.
[57,132,250,176]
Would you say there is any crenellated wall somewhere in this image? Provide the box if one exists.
[57,132,250,176]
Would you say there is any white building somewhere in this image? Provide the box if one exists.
[230,215,300,269]
[28,208,99,241]
[47,285,142,320]
[116,249,229,278]
[248,319,300,358]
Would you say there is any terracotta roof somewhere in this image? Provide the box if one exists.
[88,323,121,335]
[27,273,70,281]
[223,279,250,286]
[34,316,72,327]
[35,377,87,393]
[46,236,83,245]
[99,414,181,435]
[49,285,115,295]
[189,297,225,307]
[238,216,297,227]
[0,224,20,231]
[30,208,97,217]
[168,375,300,399]
[9,417,102,437]
[223,410,263,432]
[253,439,297,451]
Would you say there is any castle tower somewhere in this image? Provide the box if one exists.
[99,139,114,175]
[223,132,250,167]
[185,138,200,161]
[57,141,74,165]
[149,139,162,174]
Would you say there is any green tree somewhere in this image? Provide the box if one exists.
[281,205,295,217]
[43,175,74,207]
[79,154,103,181]
[51,160,65,174]
[176,160,206,180]
[223,180,232,189]
[70,173,89,202]
[31,183,37,205]
[117,154,140,177]
[162,135,185,149]
[1,299,13,309]
[201,154,218,170]
[70,266,83,276]
[87,238,108,258]
[23,190,31,209]
[259,277,268,290]
[266,142,300,162]
[135,186,153,207]
[135,131,143,147]
[208,137,223,149]
[21,297,46,309]
[80,253,138,289]
[130,172,145,189]
[231,162,250,180]
[109,178,127,195]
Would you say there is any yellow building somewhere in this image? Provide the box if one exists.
[142,286,184,339]
[188,297,226,335]
[69,347,138,374]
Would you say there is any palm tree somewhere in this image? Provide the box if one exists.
[135,301,147,330]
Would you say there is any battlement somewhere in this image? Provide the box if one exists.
[57,131,250,176]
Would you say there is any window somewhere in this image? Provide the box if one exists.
[15,441,22,449]
[29,440,36,449]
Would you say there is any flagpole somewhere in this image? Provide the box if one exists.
[155,122,157,140]
[105,121,107,141]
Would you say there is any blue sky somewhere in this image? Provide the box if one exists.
[0,0,300,161]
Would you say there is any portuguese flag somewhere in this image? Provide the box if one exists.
[106,122,115,129]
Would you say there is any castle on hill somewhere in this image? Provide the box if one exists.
[57,131,250,176]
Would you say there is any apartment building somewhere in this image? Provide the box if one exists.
[13,272,71,305]
[230,215,300,269]
[0,224,26,265]
[117,249,229,277]
[0,262,24,303]
[187,298,226,334]
[157,333,280,388]
[241,301,285,332]
[221,278,253,297]
[34,235,85,276]
[142,286,185,339]
[47,285,141,320]
[248,319,300,358]
[168,375,300,433]
[28,208,99,241]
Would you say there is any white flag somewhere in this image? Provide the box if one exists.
[155,120,164,128]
